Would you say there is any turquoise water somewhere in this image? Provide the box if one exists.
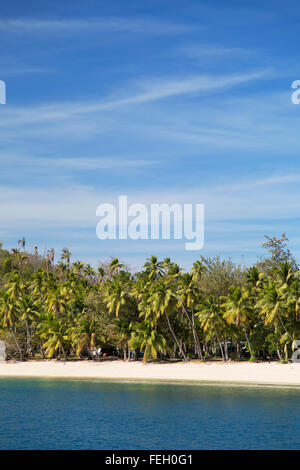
[0,378,300,449]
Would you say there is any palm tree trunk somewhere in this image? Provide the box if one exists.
[276,347,282,360]
[191,309,203,360]
[25,319,31,356]
[284,343,288,360]
[243,327,253,358]
[127,343,130,362]
[178,297,203,360]
[213,323,225,361]
[277,312,293,342]
[10,327,23,361]
[61,344,67,361]
[165,312,189,362]
[40,343,45,359]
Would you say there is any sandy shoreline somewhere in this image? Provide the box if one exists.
[1,360,300,387]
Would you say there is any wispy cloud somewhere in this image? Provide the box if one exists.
[1,172,299,230]
[0,17,192,35]
[222,174,300,191]
[0,70,270,129]
[1,171,299,268]
[0,155,160,171]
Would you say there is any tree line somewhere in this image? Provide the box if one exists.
[0,233,299,363]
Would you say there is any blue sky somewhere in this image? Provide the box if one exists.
[1,0,300,270]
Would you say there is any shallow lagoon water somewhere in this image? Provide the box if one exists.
[0,378,300,449]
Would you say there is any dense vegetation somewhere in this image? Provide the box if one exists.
[0,234,299,363]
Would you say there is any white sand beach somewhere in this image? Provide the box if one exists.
[1,360,300,386]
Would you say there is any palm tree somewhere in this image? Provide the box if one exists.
[273,261,294,285]
[286,279,300,322]
[45,285,69,319]
[114,317,133,361]
[5,272,22,300]
[196,296,226,361]
[32,268,47,314]
[38,313,69,360]
[97,266,106,284]
[60,248,72,267]
[68,315,99,357]
[18,294,39,356]
[109,258,124,276]
[256,280,292,343]
[178,273,203,359]
[149,280,189,361]
[104,277,132,318]
[166,263,183,280]
[143,256,164,280]
[72,261,85,278]
[0,292,24,360]
[246,266,264,290]
[191,260,206,281]
[84,264,96,281]
[222,286,254,358]
[129,321,166,364]
[162,257,175,275]
[11,250,28,274]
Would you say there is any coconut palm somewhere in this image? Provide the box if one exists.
[222,286,254,357]
[114,317,133,361]
[129,321,166,364]
[196,296,226,361]
[286,279,300,322]
[273,261,294,285]
[84,264,96,281]
[143,256,164,280]
[68,315,99,357]
[104,277,132,318]
[178,273,203,359]
[60,248,72,267]
[5,272,22,300]
[18,294,39,355]
[109,258,124,275]
[246,266,264,290]
[38,313,69,360]
[148,280,189,361]
[256,280,292,342]
[45,285,69,319]
[0,292,24,360]
[191,260,206,281]
[97,266,106,284]
[72,261,85,277]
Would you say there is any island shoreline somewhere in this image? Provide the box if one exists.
[1,360,300,388]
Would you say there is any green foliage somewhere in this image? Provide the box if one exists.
[0,236,299,362]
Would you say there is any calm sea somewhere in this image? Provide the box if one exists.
[0,378,299,449]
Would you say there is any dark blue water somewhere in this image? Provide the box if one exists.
[0,378,300,449]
